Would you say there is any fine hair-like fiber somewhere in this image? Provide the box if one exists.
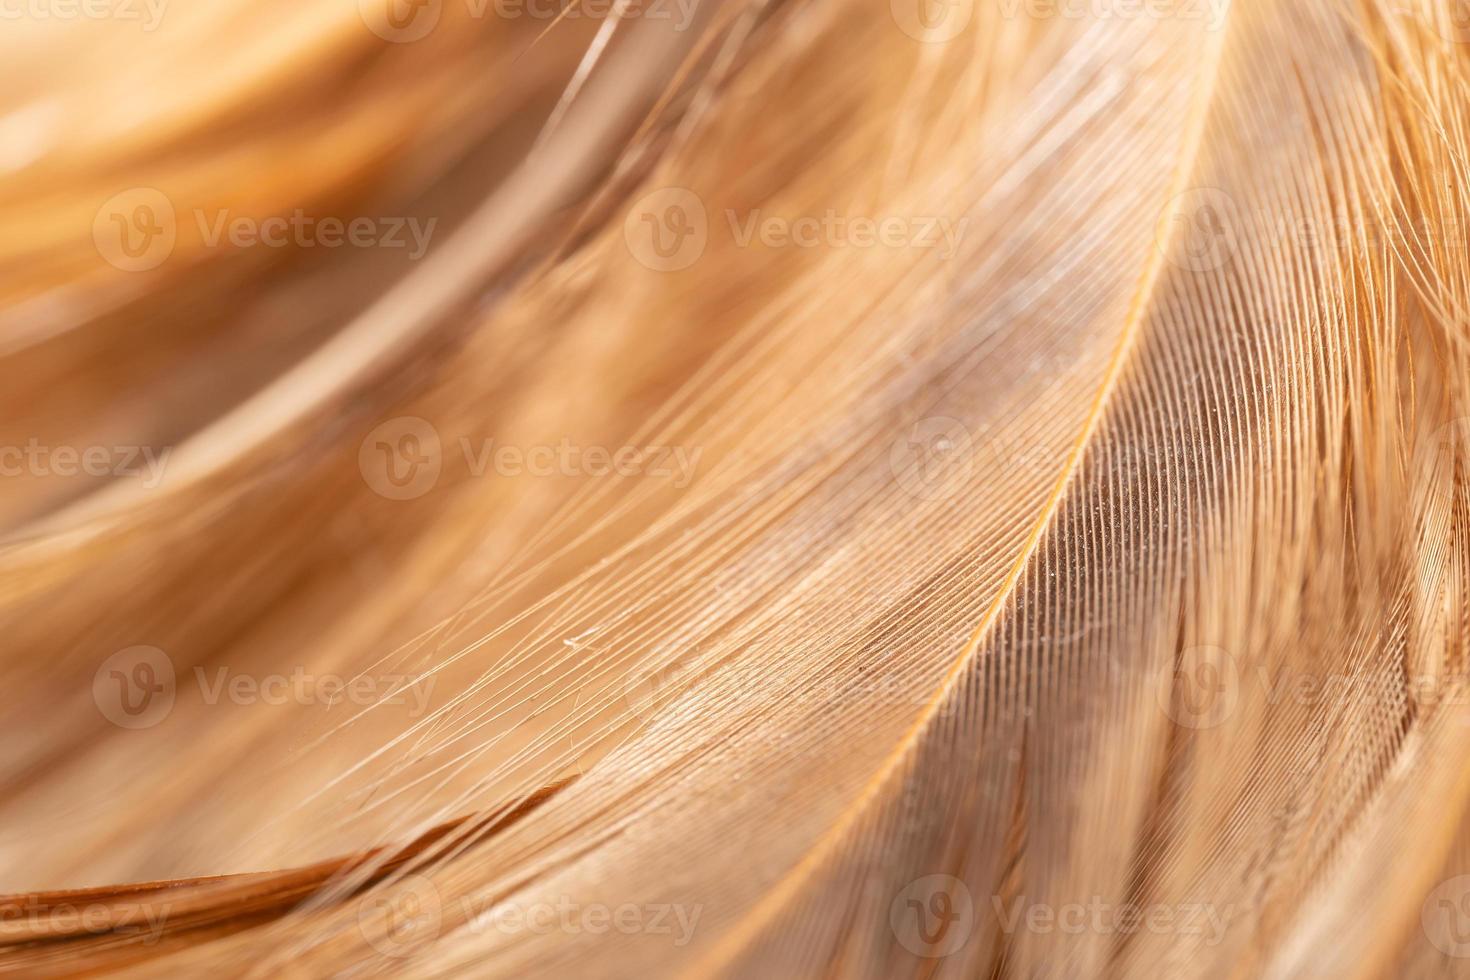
[4,1,1470,977]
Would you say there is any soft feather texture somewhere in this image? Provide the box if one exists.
[3,0,1470,976]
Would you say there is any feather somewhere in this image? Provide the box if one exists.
[3,0,1470,977]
